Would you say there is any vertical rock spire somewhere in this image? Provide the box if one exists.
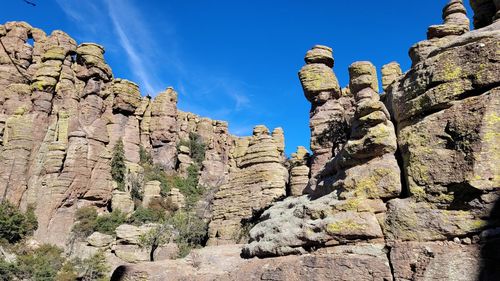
[427,0,470,39]
[298,45,354,195]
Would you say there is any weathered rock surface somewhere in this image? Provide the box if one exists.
[142,180,162,209]
[388,6,500,221]
[87,231,114,247]
[390,241,481,281]
[0,21,242,250]
[111,244,392,281]
[470,0,500,28]
[288,146,310,196]
[241,2,500,280]
[207,125,288,245]
[316,61,401,199]
[298,45,354,192]
[2,1,500,280]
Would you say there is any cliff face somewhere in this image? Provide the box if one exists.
[240,1,499,280]
[0,21,288,250]
[2,0,500,280]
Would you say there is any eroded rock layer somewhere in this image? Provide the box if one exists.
[0,21,283,249]
[207,125,288,245]
[240,1,500,280]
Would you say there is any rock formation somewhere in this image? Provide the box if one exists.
[242,61,401,257]
[2,0,500,279]
[0,21,253,250]
[207,125,288,245]
[240,2,499,280]
[288,146,310,196]
[381,62,402,93]
[298,45,354,194]
[410,0,472,65]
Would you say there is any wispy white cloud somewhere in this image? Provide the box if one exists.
[105,0,156,94]
[56,0,254,119]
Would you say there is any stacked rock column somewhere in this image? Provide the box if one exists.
[298,45,354,195]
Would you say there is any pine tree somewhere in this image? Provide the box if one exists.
[111,138,126,191]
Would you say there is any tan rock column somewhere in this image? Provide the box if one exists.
[298,45,354,193]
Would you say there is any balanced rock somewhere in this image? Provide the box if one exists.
[316,61,400,200]
[298,45,354,191]
[427,0,470,39]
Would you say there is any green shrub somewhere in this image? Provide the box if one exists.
[129,207,166,225]
[139,224,173,261]
[0,201,38,244]
[0,259,15,281]
[15,244,65,281]
[129,172,144,208]
[95,210,127,235]
[55,262,78,281]
[143,163,171,193]
[139,145,153,165]
[179,132,206,165]
[72,207,98,238]
[71,251,109,281]
[0,244,108,281]
[111,138,126,191]
[168,210,207,258]
[72,207,126,237]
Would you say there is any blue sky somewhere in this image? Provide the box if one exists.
[1,0,473,155]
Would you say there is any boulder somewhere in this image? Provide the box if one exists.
[115,224,158,244]
[111,190,134,215]
[87,232,114,247]
[142,180,162,208]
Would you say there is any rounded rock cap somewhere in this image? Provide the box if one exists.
[305,45,334,68]
[348,61,379,93]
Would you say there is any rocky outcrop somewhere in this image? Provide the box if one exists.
[177,111,232,188]
[207,125,288,245]
[410,0,472,65]
[243,61,400,257]
[288,146,310,196]
[112,244,393,281]
[240,1,499,280]
[0,21,252,250]
[2,1,500,279]
[316,61,401,199]
[298,45,354,193]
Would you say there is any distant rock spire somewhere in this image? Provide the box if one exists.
[427,0,470,39]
